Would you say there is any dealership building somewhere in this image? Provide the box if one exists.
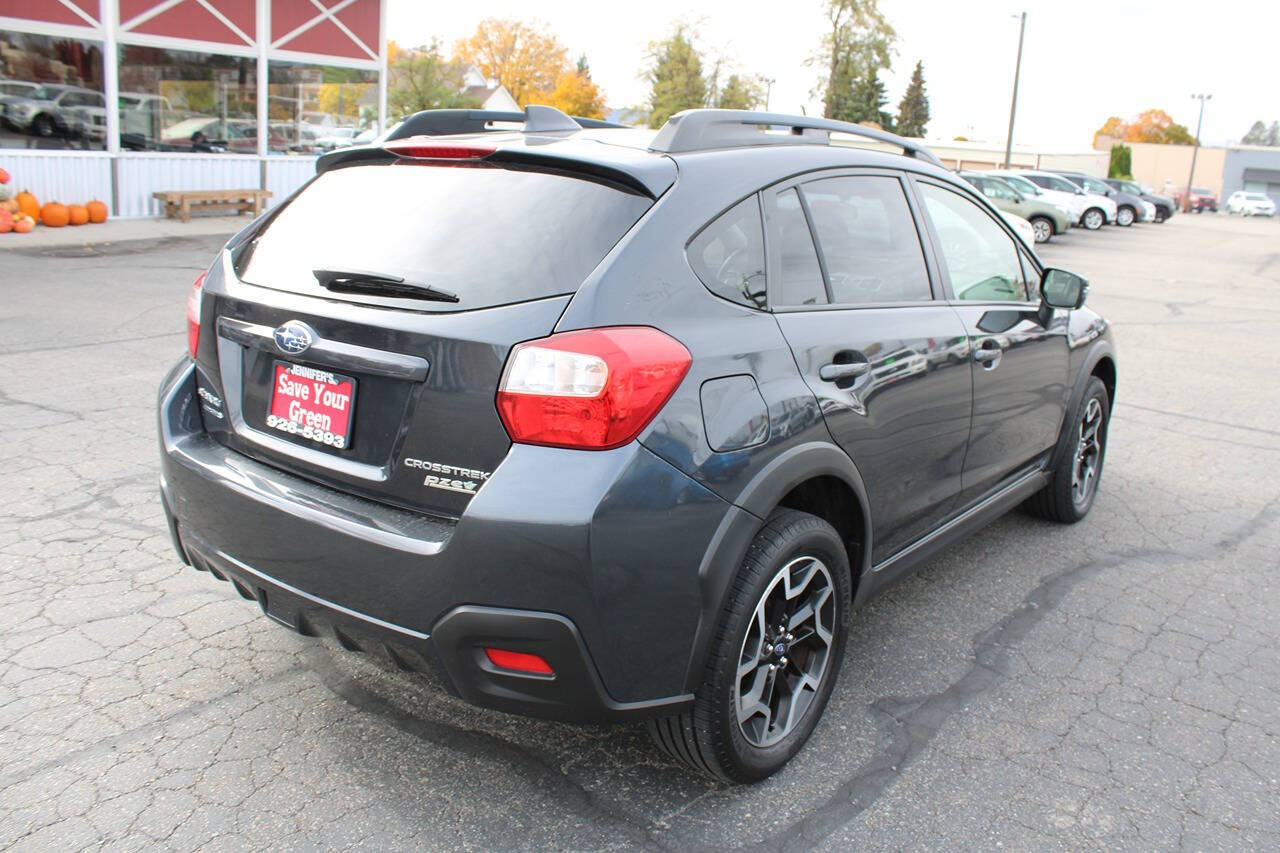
[0,0,386,217]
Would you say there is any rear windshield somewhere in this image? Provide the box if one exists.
[238,161,652,311]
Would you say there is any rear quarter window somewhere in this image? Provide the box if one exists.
[687,196,767,309]
[238,162,652,311]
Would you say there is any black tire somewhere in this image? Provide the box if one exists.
[1081,208,1104,230]
[32,114,55,138]
[1025,376,1110,523]
[1154,208,1168,223]
[1116,205,1135,227]
[1029,216,1053,243]
[647,508,851,783]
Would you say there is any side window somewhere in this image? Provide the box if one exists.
[918,183,1029,303]
[687,196,768,309]
[801,175,931,304]
[770,188,827,307]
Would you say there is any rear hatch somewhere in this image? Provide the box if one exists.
[195,149,659,518]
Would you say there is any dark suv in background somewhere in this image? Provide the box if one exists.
[158,106,1117,782]
[1103,178,1175,222]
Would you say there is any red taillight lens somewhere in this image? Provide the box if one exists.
[484,647,554,676]
[496,327,691,450]
[186,273,205,358]
[386,140,496,160]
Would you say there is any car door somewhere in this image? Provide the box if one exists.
[766,172,973,563]
[912,179,1071,500]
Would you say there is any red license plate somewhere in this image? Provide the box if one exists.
[266,361,357,450]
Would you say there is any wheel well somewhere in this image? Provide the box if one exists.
[776,476,866,589]
[1091,357,1116,405]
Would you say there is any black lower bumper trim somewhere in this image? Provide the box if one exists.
[173,522,692,723]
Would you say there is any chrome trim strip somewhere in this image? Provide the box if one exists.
[216,316,430,382]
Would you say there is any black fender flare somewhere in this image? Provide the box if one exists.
[680,441,873,693]
[1049,339,1116,471]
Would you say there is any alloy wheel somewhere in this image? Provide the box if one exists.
[1083,210,1103,230]
[735,555,836,748]
[1071,397,1104,507]
[1032,219,1052,243]
[1117,207,1134,226]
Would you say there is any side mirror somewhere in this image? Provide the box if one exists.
[1042,268,1088,310]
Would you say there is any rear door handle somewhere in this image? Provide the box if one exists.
[819,361,870,381]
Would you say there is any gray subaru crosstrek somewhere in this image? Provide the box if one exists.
[158,106,1117,782]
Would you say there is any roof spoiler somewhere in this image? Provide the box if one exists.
[383,105,626,141]
[649,109,944,168]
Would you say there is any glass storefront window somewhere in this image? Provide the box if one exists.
[117,46,257,153]
[0,33,104,150]
[268,61,377,155]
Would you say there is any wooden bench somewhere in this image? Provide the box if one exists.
[152,189,272,223]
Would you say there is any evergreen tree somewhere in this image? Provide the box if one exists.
[894,60,929,137]
[1108,144,1132,179]
[643,27,707,128]
[817,0,894,120]
[1267,121,1280,147]
[847,66,892,128]
[717,74,765,110]
[1242,120,1268,145]
[576,54,591,78]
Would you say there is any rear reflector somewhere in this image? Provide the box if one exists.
[387,140,495,160]
[496,327,691,450]
[484,647,554,676]
[187,273,205,358]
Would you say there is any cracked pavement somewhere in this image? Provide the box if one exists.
[1,214,1278,850]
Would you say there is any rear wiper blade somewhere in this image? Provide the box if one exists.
[312,268,460,303]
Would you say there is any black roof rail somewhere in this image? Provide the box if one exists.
[649,109,944,168]
[384,105,626,141]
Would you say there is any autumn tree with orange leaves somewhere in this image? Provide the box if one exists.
[1094,109,1196,147]
[454,18,605,118]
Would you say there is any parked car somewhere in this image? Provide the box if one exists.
[314,126,360,151]
[1103,178,1175,222]
[158,106,1116,783]
[998,210,1037,246]
[1019,170,1116,230]
[0,84,104,137]
[984,170,1082,224]
[71,92,172,145]
[1225,191,1276,217]
[1055,171,1149,226]
[960,171,1070,243]
[0,80,39,99]
[1176,186,1218,213]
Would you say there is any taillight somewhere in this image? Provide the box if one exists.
[496,327,691,450]
[186,273,205,358]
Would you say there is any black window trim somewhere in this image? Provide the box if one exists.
[908,174,1045,310]
[762,166,943,313]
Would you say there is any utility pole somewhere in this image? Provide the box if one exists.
[1003,12,1026,168]
[764,77,775,111]
[1184,94,1211,212]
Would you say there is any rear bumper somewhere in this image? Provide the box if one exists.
[159,359,745,722]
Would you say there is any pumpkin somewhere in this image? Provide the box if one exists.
[0,184,11,202]
[13,215,34,234]
[68,204,89,226]
[0,210,11,234]
[0,199,16,214]
[0,167,9,183]
[86,199,108,223]
[16,190,38,220]
[40,202,69,227]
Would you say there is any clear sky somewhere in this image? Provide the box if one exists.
[387,0,1276,149]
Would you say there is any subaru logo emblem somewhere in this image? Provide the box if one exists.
[273,321,314,355]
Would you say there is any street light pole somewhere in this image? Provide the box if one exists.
[764,77,775,111]
[1184,93,1211,212]
[1003,11,1026,169]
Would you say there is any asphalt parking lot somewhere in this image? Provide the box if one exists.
[1,213,1277,850]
